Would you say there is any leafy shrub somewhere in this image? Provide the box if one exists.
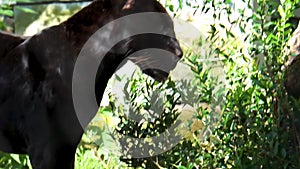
[99,0,300,168]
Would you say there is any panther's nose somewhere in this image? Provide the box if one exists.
[172,39,183,58]
[169,37,183,58]
[175,47,183,58]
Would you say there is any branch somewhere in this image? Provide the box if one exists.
[12,0,93,7]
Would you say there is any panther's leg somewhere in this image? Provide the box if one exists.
[28,139,77,169]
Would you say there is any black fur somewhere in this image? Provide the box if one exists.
[0,0,182,168]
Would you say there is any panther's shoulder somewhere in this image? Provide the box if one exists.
[0,31,26,58]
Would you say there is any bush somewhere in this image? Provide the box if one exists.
[97,0,300,168]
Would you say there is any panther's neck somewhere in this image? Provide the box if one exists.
[62,0,115,51]
[94,52,126,105]
[62,0,131,105]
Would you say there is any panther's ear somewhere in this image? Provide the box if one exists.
[105,0,135,10]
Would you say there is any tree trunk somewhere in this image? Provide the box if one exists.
[285,21,300,98]
[285,54,300,99]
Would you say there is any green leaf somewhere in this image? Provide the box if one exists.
[16,0,33,2]
[179,0,183,9]
[15,6,37,14]
[9,154,21,164]
[226,0,232,4]
[278,5,286,18]
[0,9,13,17]
[169,5,174,12]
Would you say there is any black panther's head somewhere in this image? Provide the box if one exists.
[66,0,182,82]
[67,0,183,105]
[107,0,183,81]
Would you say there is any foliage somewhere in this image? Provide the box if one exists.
[0,152,31,169]
[22,4,82,36]
[0,3,13,31]
[75,142,129,169]
[99,0,300,168]
[202,0,300,168]
[0,0,37,32]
